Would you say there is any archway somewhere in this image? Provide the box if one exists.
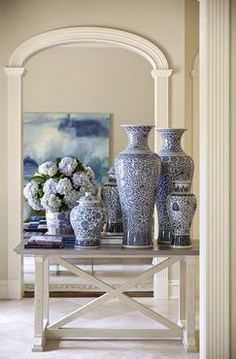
[5,26,173,298]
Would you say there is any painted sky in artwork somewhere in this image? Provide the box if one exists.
[23,113,110,185]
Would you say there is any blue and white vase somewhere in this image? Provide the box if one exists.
[115,125,161,248]
[46,210,72,235]
[156,129,194,244]
[101,166,123,235]
[166,180,197,248]
[70,192,105,248]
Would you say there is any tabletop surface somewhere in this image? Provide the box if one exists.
[15,239,199,258]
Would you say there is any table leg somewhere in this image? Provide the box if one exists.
[33,256,48,352]
[182,256,197,352]
[178,258,186,326]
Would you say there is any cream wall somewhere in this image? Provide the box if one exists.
[230,0,236,356]
[23,47,154,162]
[0,0,198,288]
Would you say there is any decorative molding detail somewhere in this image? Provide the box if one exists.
[8,27,170,69]
[6,26,173,299]
[190,52,199,241]
[0,280,8,299]
[199,1,230,358]
[5,67,25,300]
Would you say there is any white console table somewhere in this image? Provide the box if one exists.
[14,240,199,353]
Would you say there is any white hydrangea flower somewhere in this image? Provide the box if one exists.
[64,190,82,209]
[56,178,73,195]
[28,198,43,211]
[85,166,95,181]
[59,157,77,176]
[72,172,90,189]
[43,178,58,195]
[38,161,58,177]
[23,182,39,200]
[41,194,62,212]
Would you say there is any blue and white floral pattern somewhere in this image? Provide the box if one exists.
[166,180,197,248]
[156,129,194,244]
[101,166,123,234]
[115,125,161,248]
[46,210,72,235]
[70,192,105,248]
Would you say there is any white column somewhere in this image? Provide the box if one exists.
[152,69,173,300]
[4,67,26,299]
[199,1,229,358]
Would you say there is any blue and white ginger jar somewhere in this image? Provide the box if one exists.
[156,129,194,244]
[46,210,72,235]
[166,180,197,248]
[70,192,105,248]
[115,125,161,248]
[101,166,123,234]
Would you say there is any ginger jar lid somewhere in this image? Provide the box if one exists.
[78,192,101,207]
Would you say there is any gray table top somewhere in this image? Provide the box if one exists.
[15,239,199,258]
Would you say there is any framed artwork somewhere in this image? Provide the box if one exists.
[23,112,110,186]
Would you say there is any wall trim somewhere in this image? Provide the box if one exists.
[5,26,173,299]
[199,0,230,357]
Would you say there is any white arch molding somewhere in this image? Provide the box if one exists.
[5,27,173,299]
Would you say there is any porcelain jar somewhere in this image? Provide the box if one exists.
[46,210,72,235]
[70,192,105,248]
[156,129,194,245]
[101,166,123,235]
[166,180,197,248]
[115,125,161,248]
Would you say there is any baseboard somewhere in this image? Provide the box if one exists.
[0,280,8,299]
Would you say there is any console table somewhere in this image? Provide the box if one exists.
[14,240,199,352]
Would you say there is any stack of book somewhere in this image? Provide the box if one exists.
[24,234,76,249]
[24,216,47,232]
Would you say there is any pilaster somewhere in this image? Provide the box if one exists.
[199,0,230,357]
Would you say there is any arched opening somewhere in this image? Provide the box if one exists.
[5,26,172,298]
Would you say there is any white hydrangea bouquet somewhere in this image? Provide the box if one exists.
[24,156,97,213]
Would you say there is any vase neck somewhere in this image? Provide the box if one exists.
[158,129,186,154]
[124,126,153,151]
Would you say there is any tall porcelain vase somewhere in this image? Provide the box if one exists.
[115,125,161,248]
[156,128,194,244]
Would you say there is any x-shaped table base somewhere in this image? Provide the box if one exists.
[32,254,197,352]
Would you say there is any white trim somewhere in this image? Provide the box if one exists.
[8,27,169,69]
[0,280,8,299]
[199,1,230,358]
[5,27,173,299]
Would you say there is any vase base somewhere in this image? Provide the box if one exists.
[170,244,192,249]
[104,222,123,234]
[75,245,100,249]
[122,231,153,248]
[171,235,192,248]
[157,228,172,245]
[158,240,171,245]
[122,244,153,249]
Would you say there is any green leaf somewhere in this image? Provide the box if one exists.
[55,157,61,167]
[30,176,46,184]
[76,159,85,172]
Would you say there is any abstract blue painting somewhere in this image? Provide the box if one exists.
[23,113,110,186]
